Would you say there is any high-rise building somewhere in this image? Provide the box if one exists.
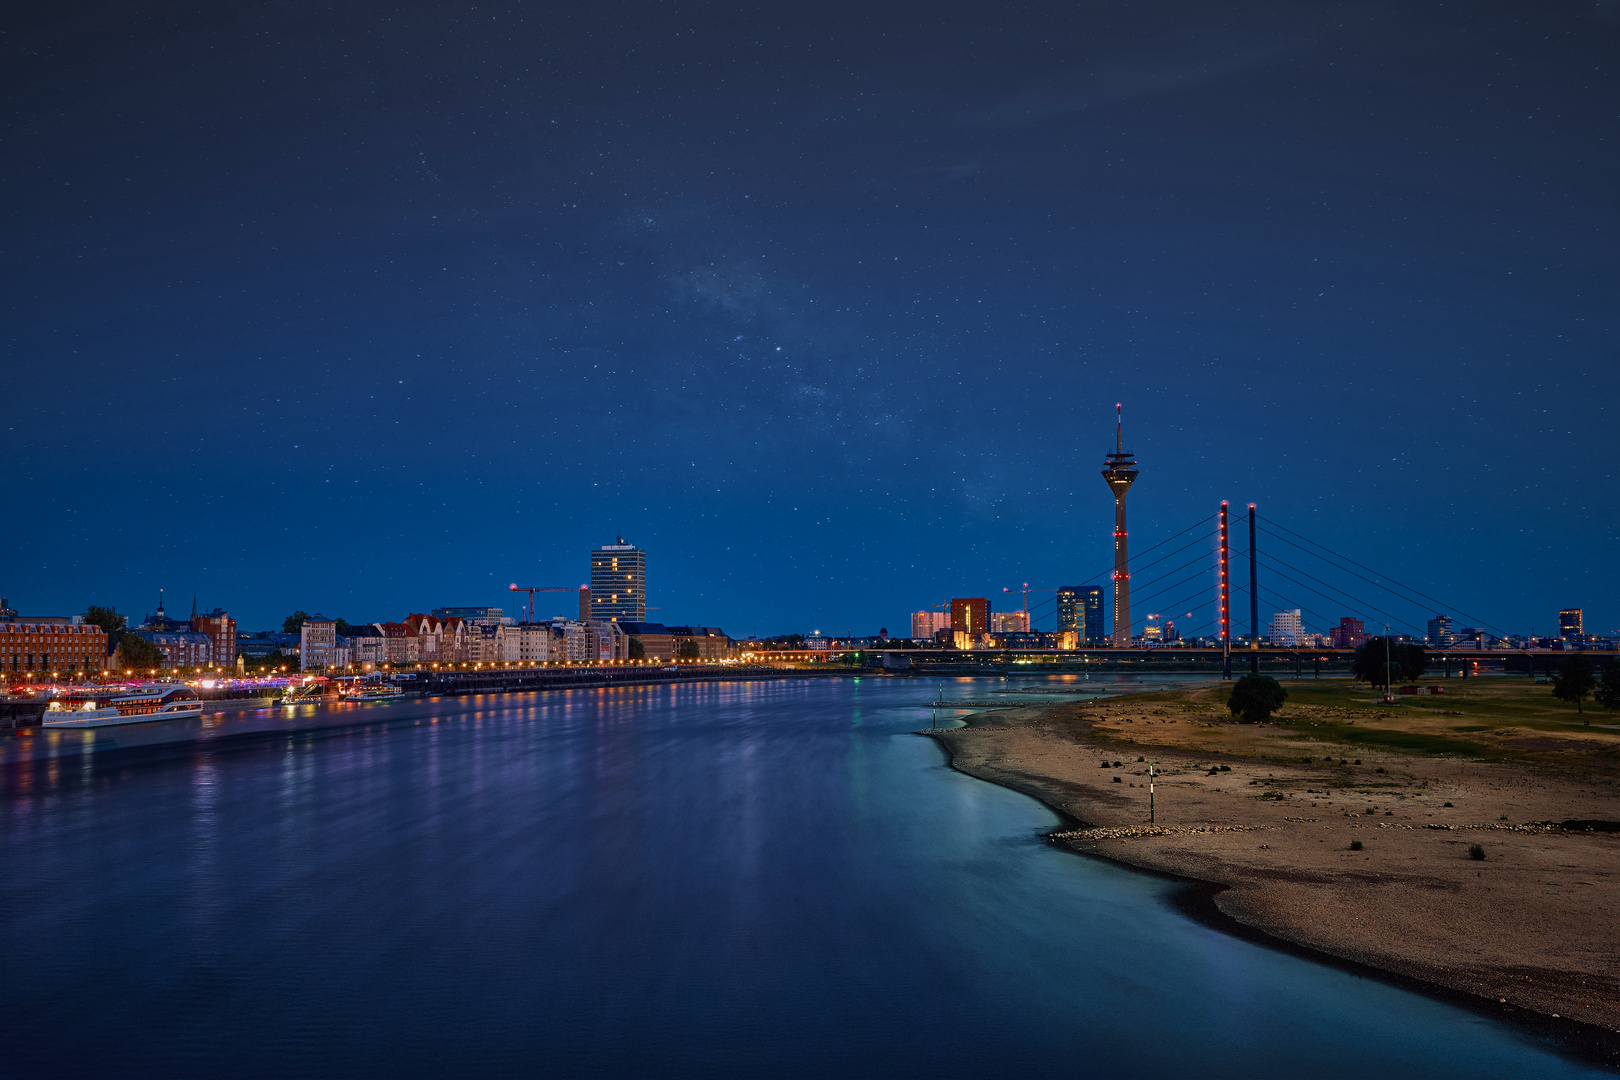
[1328,617,1366,649]
[1267,609,1304,646]
[1559,609,1583,639]
[991,611,1029,634]
[1100,407,1139,647]
[589,538,646,623]
[1056,585,1106,644]
[911,611,951,640]
[950,598,989,641]
[1426,614,1456,648]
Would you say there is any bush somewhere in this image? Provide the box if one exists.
[1553,656,1597,718]
[1597,661,1620,711]
[1228,674,1287,723]
[1351,638,1428,687]
[1349,840,1363,851]
[1468,844,1486,861]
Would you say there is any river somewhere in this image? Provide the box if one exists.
[0,676,1604,1078]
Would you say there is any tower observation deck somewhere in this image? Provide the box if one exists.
[1101,406,1139,647]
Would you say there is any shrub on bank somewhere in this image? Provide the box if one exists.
[1228,674,1287,723]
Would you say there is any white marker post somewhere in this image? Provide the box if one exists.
[1149,761,1156,825]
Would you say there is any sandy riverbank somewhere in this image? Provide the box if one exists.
[927,685,1620,1045]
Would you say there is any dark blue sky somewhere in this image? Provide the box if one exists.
[3,0,1616,637]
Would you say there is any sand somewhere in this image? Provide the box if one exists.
[927,689,1620,1043]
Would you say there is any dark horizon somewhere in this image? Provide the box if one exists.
[3,1,1616,637]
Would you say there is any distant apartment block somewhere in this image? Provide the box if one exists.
[1426,614,1456,648]
[950,598,989,640]
[911,611,951,640]
[992,611,1030,634]
[590,538,646,622]
[1559,609,1583,639]
[1267,609,1304,647]
[1328,617,1366,649]
[299,616,340,671]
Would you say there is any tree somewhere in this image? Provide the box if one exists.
[82,606,127,650]
[676,639,701,661]
[1552,655,1597,719]
[627,638,646,660]
[282,611,312,634]
[1350,637,1427,689]
[1228,674,1287,723]
[114,634,164,673]
[335,618,354,636]
[1594,661,1620,712]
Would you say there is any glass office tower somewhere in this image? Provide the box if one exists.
[589,538,646,623]
[1057,585,1106,644]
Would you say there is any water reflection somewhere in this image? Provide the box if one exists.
[0,677,1604,1079]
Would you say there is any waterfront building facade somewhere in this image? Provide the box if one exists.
[300,616,339,670]
[589,538,646,623]
[619,621,673,661]
[126,628,213,670]
[189,608,237,667]
[347,625,385,669]
[668,625,732,660]
[2,622,108,673]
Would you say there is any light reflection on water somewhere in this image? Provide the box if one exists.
[0,677,1605,1079]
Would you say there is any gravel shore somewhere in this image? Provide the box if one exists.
[927,695,1620,1045]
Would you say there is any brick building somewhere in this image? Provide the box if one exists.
[1,622,109,674]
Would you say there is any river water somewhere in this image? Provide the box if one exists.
[0,677,1604,1078]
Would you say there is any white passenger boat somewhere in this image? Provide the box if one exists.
[341,681,403,701]
[43,685,205,727]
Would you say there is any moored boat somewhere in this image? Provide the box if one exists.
[43,685,204,728]
[341,681,403,701]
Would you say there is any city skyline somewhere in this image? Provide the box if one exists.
[2,2,1616,637]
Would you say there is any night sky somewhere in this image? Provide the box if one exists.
[3,1,1616,637]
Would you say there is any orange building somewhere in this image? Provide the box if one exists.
[950,598,990,640]
[190,608,237,667]
[1,622,109,674]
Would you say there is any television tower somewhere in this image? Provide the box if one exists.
[1101,405,1139,647]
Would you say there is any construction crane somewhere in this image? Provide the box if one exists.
[508,583,580,623]
[1002,584,1059,629]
